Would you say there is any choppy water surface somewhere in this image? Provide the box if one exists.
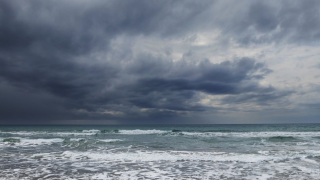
[1,124,320,179]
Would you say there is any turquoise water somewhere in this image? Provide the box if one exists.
[1,124,320,179]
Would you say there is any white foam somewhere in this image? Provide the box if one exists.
[6,148,320,180]
[48,131,99,136]
[2,129,320,180]
[4,130,320,138]
[82,129,100,134]
[118,129,167,135]
[0,131,99,136]
[21,138,63,145]
[69,138,86,141]
[179,131,320,138]
[61,150,276,163]
[1,138,63,146]
[0,131,47,136]
[99,139,123,143]
[90,172,110,179]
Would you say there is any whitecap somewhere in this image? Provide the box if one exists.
[82,129,101,134]
[61,150,276,163]
[1,138,63,146]
[118,129,167,135]
[99,139,123,143]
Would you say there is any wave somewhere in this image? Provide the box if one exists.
[8,148,320,180]
[115,130,320,138]
[172,129,182,132]
[267,136,298,142]
[98,139,123,143]
[60,150,275,163]
[0,137,123,148]
[2,138,20,143]
[3,129,320,139]
[0,130,101,137]
[101,129,119,133]
[62,138,90,149]
[1,138,63,146]
[82,129,101,133]
[172,131,320,138]
[31,148,320,167]
[118,129,167,135]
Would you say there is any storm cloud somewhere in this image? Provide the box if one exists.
[0,0,319,124]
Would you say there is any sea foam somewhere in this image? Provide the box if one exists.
[118,129,167,134]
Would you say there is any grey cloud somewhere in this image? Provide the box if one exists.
[221,91,294,106]
[0,0,212,55]
[109,57,275,116]
[0,48,275,123]
[0,82,72,123]
[0,0,303,124]
[303,103,320,109]
[211,0,320,45]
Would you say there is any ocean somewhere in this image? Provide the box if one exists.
[1,124,320,179]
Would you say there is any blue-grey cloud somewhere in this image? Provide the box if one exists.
[216,0,320,45]
[1,0,316,124]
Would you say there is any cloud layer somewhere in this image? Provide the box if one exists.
[0,0,319,124]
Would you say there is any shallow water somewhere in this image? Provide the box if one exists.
[1,124,320,179]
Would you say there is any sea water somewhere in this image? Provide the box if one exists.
[1,124,320,179]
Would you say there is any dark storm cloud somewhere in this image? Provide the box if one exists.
[132,58,273,95]
[0,0,311,124]
[0,49,274,123]
[0,82,72,124]
[0,0,211,54]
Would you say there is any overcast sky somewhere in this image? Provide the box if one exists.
[0,0,319,124]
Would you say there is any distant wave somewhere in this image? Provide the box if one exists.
[118,129,167,134]
[3,129,320,139]
[267,136,298,142]
[1,137,63,146]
